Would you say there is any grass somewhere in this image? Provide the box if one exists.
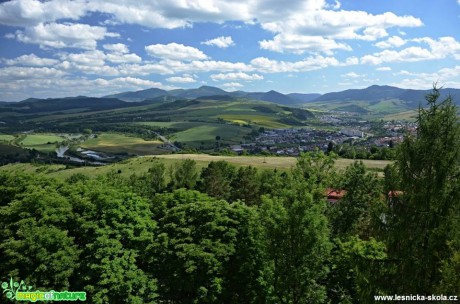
[383,110,418,121]
[18,134,65,152]
[171,124,251,146]
[0,154,392,180]
[81,133,165,155]
[0,134,15,142]
[20,134,64,146]
[218,114,289,128]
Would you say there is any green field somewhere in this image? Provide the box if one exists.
[0,134,14,142]
[18,134,65,152]
[171,124,251,146]
[81,133,165,155]
[0,154,392,180]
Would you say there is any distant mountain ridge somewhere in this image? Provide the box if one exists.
[105,85,309,106]
[315,85,460,106]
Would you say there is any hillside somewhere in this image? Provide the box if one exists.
[105,86,305,106]
[307,85,460,115]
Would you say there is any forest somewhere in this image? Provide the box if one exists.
[0,88,459,303]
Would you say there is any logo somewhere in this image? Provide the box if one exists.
[1,278,86,302]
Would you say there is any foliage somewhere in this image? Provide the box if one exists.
[149,189,264,303]
[387,87,460,293]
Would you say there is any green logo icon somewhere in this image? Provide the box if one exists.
[1,278,86,302]
[1,278,33,300]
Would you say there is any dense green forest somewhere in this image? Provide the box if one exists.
[1,88,459,303]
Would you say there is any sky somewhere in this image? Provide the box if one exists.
[0,0,459,101]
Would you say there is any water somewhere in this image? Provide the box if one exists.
[55,145,106,165]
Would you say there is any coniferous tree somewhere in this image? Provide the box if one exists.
[387,87,460,293]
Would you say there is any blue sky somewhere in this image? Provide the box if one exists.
[0,0,459,101]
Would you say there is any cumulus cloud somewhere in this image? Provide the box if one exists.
[375,36,406,49]
[3,53,58,66]
[202,36,235,48]
[222,82,243,89]
[259,34,350,55]
[259,10,421,53]
[376,66,391,71]
[103,43,129,53]
[145,43,208,61]
[341,72,360,78]
[0,66,66,80]
[362,36,460,65]
[0,0,87,26]
[0,0,423,56]
[250,55,344,73]
[211,72,263,81]
[166,75,197,83]
[12,22,118,49]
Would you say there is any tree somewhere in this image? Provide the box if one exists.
[328,161,382,238]
[0,178,80,290]
[387,87,460,293]
[230,166,260,205]
[199,161,236,200]
[149,189,265,303]
[169,159,198,190]
[147,160,167,196]
[259,156,333,304]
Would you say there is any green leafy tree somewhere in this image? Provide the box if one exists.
[149,189,264,303]
[328,161,382,238]
[230,166,260,205]
[0,179,80,290]
[327,237,387,303]
[147,160,167,196]
[169,158,199,190]
[259,165,332,304]
[198,161,236,200]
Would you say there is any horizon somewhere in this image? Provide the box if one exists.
[1,0,460,101]
[4,83,458,103]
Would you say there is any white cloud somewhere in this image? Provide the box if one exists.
[211,72,263,81]
[202,36,235,48]
[259,33,351,55]
[103,43,129,53]
[259,9,421,53]
[0,66,66,80]
[362,37,460,65]
[375,36,406,49]
[12,22,118,49]
[341,72,360,78]
[0,0,423,56]
[0,73,177,101]
[145,43,208,61]
[222,82,243,89]
[3,53,58,66]
[250,55,343,73]
[0,0,87,26]
[166,75,197,83]
[376,66,391,71]
[106,53,142,64]
[388,66,460,90]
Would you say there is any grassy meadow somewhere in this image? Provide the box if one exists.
[0,153,392,180]
[81,133,165,155]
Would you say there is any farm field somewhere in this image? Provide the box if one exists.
[0,134,14,142]
[0,154,392,180]
[18,133,66,152]
[81,133,165,155]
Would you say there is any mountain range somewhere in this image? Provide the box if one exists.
[3,85,460,116]
[105,85,460,109]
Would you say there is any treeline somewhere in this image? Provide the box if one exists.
[0,88,459,303]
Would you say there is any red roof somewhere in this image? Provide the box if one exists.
[325,188,346,203]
